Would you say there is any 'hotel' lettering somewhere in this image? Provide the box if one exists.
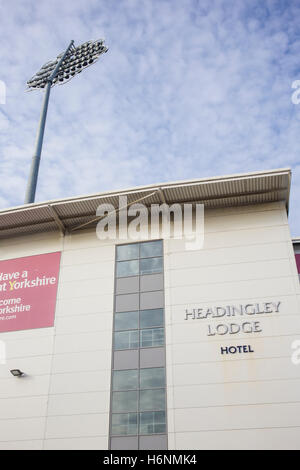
[221,345,254,355]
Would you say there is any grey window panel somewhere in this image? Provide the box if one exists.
[139,435,167,450]
[139,410,166,434]
[113,369,138,391]
[140,291,164,310]
[140,257,162,275]
[116,244,139,261]
[140,347,165,368]
[140,368,165,389]
[140,273,164,292]
[116,293,139,312]
[114,350,139,370]
[114,330,139,350]
[115,311,139,331]
[110,436,138,450]
[116,276,139,295]
[112,390,138,412]
[111,412,138,435]
[140,309,164,329]
[140,328,164,348]
[116,260,139,278]
[140,389,166,411]
[140,240,163,258]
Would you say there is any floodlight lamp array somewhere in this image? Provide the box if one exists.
[26,39,108,90]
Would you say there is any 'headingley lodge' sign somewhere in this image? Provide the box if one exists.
[185,301,281,337]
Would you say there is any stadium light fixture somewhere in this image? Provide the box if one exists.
[24,39,108,204]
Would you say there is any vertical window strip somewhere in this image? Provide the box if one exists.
[110,240,167,448]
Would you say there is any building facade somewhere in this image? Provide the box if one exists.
[0,168,299,450]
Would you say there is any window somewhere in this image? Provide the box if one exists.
[139,389,165,411]
[140,241,163,258]
[139,411,166,435]
[111,413,138,436]
[111,240,167,447]
[113,370,138,391]
[112,391,138,412]
[114,330,139,350]
[116,241,163,277]
[140,257,162,275]
[117,243,139,261]
[140,309,164,329]
[140,368,165,389]
[140,328,164,348]
[115,311,139,331]
[117,260,139,278]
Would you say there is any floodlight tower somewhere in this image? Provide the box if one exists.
[25,39,108,204]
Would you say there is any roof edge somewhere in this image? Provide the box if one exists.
[0,167,291,215]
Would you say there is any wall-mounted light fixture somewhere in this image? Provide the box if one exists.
[10,369,24,377]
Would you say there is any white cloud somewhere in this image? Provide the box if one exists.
[0,0,299,234]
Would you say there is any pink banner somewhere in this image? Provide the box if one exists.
[296,254,300,274]
[0,252,61,333]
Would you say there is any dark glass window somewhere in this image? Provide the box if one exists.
[140,309,164,329]
[111,413,138,436]
[140,328,164,348]
[116,260,139,278]
[114,330,139,350]
[115,311,139,331]
[140,368,165,389]
[139,411,166,435]
[139,389,165,411]
[140,257,162,275]
[140,241,163,258]
[117,244,139,261]
[113,370,138,391]
[112,391,138,412]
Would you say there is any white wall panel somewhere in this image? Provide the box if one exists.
[61,245,115,266]
[174,427,300,450]
[174,402,300,432]
[0,440,44,450]
[171,357,300,386]
[55,293,113,316]
[170,379,300,408]
[48,391,110,416]
[0,355,52,378]
[0,396,48,419]
[43,436,108,450]
[0,375,50,399]
[49,370,111,395]
[45,413,109,439]
[51,350,112,374]
[53,331,112,354]
[55,312,113,335]
[0,417,46,441]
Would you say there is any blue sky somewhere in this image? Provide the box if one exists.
[0,0,299,235]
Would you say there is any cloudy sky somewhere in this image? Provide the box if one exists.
[0,0,299,234]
